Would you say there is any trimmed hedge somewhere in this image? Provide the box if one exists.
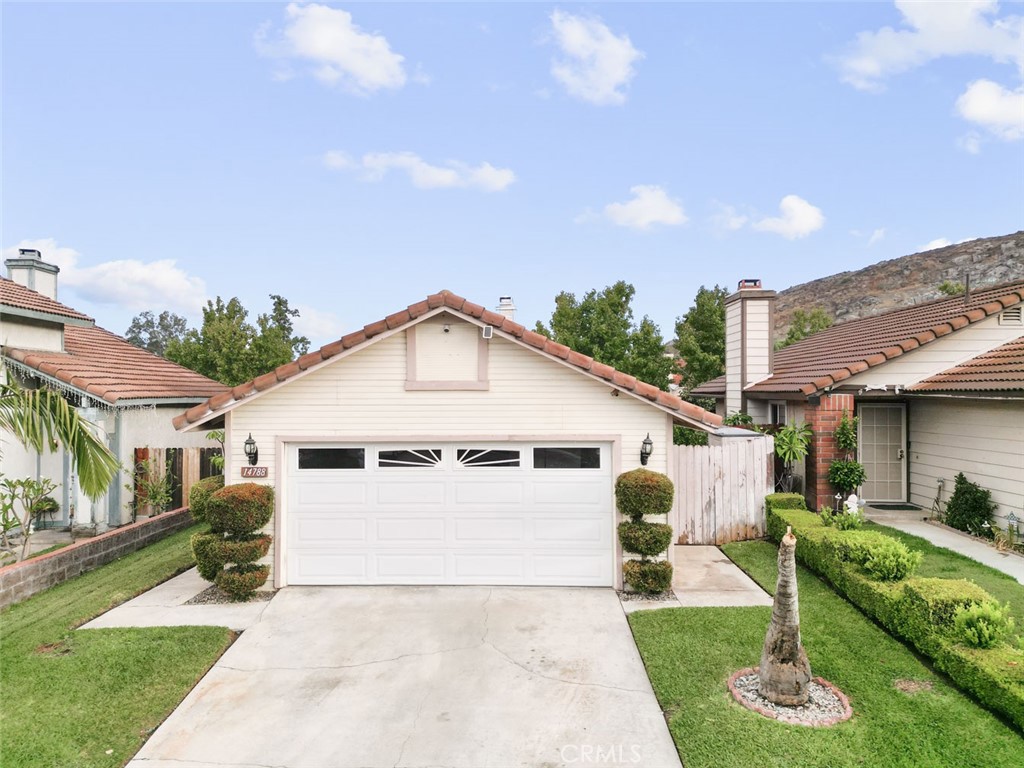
[216,564,271,601]
[191,532,226,581]
[765,493,1024,731]
[623,560,673,594]
[615,469,673,522]
[207,484,274,537]
[618,522,673,558]
[188,475,225,524]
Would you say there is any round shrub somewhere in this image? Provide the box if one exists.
[860,538,922,582]
[953,601,1015,648]
[189,474,224,524]
[618,522,673,558]
[213,534,272,565]
[827,460,867,496]
[215,564,270,601]
[615,469,674,522]
[207,483,274,537]
[623,560,673,594]
[191,532,226,581]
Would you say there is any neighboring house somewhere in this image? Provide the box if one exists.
[175,290,725,589]
[1,249,226,528]
[692,279,1024,528]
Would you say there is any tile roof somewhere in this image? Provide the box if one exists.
[174,289,723,431]
[690,280,1024,397]
[910,335,1024,392]
[5,325,226,404]
[1,277,93,321]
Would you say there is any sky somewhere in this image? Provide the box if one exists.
[3,1,1023,347]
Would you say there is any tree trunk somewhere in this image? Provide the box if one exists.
[759,526,811,705]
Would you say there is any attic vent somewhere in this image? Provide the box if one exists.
[999,307,1023,326]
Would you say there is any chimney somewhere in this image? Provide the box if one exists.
[495,296,516,321]
[724,278,776,417]
[5,248,60,299]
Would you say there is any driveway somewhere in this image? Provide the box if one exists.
[128,586,681,768]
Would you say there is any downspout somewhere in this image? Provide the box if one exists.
[108,408,123,526]
[62,451,71,528]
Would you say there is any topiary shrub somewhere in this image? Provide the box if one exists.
[954,601,1016,649]
[188,474,224,524]
[858,538,922,582]
[827,460,867,497]
[622,560,673,594]
[615,469,674,523]
[191,532,226,581]
[212,533,272,565]
[945,472,997,539]
[618,522,673,558]
[216,564,271,601]
[207,483,274,537]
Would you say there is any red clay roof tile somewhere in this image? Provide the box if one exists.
[297,351,323,370]
[591,361,615,380]
[363,319,388,337]
[1,277,93,321]
[910,335,1024,392]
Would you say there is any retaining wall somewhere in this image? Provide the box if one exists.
[0,507,193,609]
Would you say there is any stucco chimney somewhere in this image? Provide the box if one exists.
[5,248,60,299]
[724,278,776,417]
[496,296,516,321]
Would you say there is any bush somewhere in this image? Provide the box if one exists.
[215,564,270,600]
[191,532,226,581]
[618,522,673,558]
[615,469,673,522]
[827,460,867,496]
[955,601,1016,649]
[821,530,894,563]
[766,493,807,512]
[211,534,272,565]
[897,578,995,640]
[623,559,673,594]
[819,505,863,530]
[206,483,274,537]
[945,472,997,539]
[189,475,224,524]
[859,538,923,581]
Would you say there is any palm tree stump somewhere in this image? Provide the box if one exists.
[758,526,811,706]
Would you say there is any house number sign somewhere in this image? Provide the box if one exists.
[241,466,268,478]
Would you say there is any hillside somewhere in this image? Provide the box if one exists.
[774,231,1024,342]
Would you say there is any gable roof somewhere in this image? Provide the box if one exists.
[691,280,1024,398]
[1,277,93,322]
[173,289,723,431]
[910,335,1024,393]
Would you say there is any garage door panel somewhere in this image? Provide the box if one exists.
[454,481,524,504]
[532,481,604,505]
[376,553,446,578]
[297,481,367,506]
[534,517,604,543]
[375,517,446,542]
[534,554,608,580]
[454,554,525,578]
[294,516,367,544]
[454,517,525,542]
[294,554,368,580]
[377,482,446,505]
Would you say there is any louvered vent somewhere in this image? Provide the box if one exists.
[998,306,1023,326]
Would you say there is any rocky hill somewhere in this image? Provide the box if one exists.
[774,231,1024,341]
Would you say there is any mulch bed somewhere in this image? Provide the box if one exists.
[184,585,276,605]
[728,667,853,727]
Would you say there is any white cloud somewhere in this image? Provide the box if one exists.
[293,304,345,344]
[323,150,515,192]
[549,10,643,106]
[868,227,886,246]
[958,131,984,154]
[835,1,1024,142]
[956,78,1024,140]
[753,195,825,240]
[710,202,748,232]
[919,237,952,251]
[2,238,207,315]
[603,185,687,230]
[256,3,406,95]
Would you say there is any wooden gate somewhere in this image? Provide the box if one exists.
[669,435,774,545]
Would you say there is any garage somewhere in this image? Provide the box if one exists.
[284,442,614,586]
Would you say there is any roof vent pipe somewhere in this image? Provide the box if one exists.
[964,273,971,305]
[496,296,516,321]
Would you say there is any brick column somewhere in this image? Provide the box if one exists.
[803,393,855,511]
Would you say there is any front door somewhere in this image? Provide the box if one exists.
[858,404,907,502]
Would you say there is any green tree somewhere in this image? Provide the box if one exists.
[938,280,966,297]
[673,285,727,392]
[166,295,311,386]
[125,310,188,357]
[0,380,119,498]
[535,281,674,389]
[775,307,833,350]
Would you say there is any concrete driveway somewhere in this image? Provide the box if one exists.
[128,586,681,768]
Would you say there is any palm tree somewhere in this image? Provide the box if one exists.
[758,526,811,706]
[0,380,119,498]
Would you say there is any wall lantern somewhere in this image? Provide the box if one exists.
[640,433,653,466]
[243,433,259,466]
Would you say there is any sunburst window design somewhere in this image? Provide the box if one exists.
[456,448,520,467]
[378,448,443,468]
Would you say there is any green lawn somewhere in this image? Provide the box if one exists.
[629,540,1024,768]
[0,525,234,768]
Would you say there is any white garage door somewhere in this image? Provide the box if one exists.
[284,442,613,586]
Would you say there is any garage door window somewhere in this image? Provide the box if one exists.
[378,448,443,468]
[298,447,365,470]
[533,447,600,469]
[456,448,520,467]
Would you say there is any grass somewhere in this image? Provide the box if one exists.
[0,524,233,768]
[864,520,1024,645]
[629,540,1024,768]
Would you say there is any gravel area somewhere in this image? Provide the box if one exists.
[185,585,276,605]
[618,590,676,602]
[728,667,853,727]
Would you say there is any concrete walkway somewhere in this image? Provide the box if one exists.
[866,508,1024,585]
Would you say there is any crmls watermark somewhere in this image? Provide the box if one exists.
[559,744,643,764]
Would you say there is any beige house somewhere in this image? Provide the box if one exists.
[694,279,1024,529]
[176,290,725,589]
[1,250,225,528]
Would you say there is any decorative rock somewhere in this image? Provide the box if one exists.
[729,668,853,727]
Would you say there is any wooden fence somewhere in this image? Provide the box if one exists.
[132,447,221,515]
[670,435,774,545]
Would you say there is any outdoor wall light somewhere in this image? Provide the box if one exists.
[243,433,259,466]
[640,433,653,466]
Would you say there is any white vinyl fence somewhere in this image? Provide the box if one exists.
[669,435,774,545]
